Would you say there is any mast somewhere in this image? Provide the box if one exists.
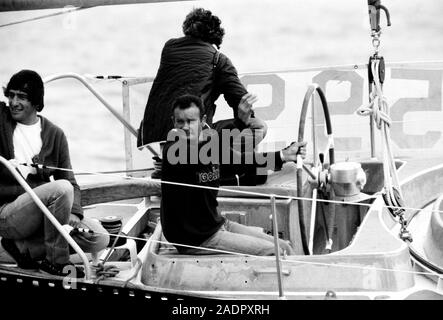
[0,0,192,12]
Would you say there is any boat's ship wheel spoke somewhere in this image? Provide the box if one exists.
[297,84,335,255]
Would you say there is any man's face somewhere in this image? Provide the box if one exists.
[173,104,204,141]
[6,89,37,125]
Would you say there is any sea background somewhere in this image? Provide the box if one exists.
[0,0,442,181]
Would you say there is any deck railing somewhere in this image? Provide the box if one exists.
[0,156,92,280]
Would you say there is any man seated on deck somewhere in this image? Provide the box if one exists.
[0,70,109,277]
[160,94,307,256]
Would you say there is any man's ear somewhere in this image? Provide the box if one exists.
[201,114,207,127]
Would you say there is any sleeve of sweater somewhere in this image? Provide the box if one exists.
[53,132,84,219]
[216,54,248,116]
[214,119,284,172]
[0,103,26,202]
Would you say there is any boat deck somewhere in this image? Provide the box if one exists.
[398,156,443,182]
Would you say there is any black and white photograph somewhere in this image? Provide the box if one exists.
[0,0,442,315]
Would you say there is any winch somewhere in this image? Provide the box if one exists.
[304,160,371,253]
[329,162,367,200]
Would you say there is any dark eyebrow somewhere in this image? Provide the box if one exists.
[8,89,27,94]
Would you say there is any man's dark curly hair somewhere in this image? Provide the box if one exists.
[182,8,225,49]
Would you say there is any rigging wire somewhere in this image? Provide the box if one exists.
[0,6,86,28]
[18,162,443,215]
[85,230,443,278]
[13,160,443,277]
[75,167,154,175]
[18,161,443,280]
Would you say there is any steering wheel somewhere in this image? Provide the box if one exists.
[297,84,335,255]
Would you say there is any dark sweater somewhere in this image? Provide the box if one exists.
[161,139,224,249]
[0,102,83,218]
[160,126,283,249]
[213,118,284,186]
[137,36,248,146]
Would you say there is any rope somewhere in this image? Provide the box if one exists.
[356,61,391,128]
[356,60,403,204]
[88,219,127,283]
[123,257,143,288]
[93,221,128,283]
[357,93,391,130]
[18,162,443,215]
[356,59,412,242]
[93,263,120,283]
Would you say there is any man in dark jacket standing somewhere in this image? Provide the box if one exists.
[138,7,263,148]
[0,70,109,277]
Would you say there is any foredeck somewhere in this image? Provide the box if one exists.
[398,157,443,182]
